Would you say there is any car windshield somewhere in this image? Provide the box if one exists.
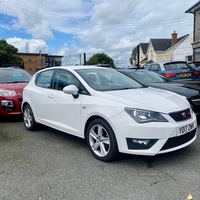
[75,68,145,91]
[127,70,171,84]
[0,68,32,84]
[164,62,192,70]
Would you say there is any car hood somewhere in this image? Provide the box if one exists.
[147,82,200,97]
[0,83,27,93]
[94,87,190,113]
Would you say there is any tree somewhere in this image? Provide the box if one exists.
[86,53,115,68]
[129,46,138,66]
[0,39,23,67]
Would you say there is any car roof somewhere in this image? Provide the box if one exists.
[147,61,187,65]
[37,65,112,72]
[0,67,24,71]
[118,68,145,71]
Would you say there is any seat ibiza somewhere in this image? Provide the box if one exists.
[22,66,197,161]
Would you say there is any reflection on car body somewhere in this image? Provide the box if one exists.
[119,69,200,116]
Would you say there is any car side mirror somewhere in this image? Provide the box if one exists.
[63,85,79,99]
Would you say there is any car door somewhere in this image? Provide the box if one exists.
[31,69,54,121]
[46,69,85,137]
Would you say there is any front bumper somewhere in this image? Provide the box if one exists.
[0,96,23,116]
[109,110,197,156]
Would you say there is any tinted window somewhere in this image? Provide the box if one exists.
[164,62,192,70]
[145,65,151,70]
[76,68,144,91]
[150,64,160,71]
[128,71,171,83]
[36,70,54,88]
[52,69,89,95]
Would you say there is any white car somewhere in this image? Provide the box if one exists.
[22,66,197,162]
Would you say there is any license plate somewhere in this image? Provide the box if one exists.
[177,122,195,136]
[179,73,192,78]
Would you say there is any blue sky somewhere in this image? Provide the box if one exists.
[0,0,197,66]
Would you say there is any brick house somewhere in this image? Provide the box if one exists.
[17,53,63,75]
[185,1,200,64]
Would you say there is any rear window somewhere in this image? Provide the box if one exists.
[129,71,171,83]
[164,62,191,70]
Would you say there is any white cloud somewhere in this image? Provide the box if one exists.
[6,37,50,54]
[0,0,197,57]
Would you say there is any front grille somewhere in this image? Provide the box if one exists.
[160,128,196,151]
[169,108,191,122]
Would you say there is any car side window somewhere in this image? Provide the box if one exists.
[53,69,89,95]
[53,70,70,90]
[150,64,160,71]
[35,70,54,88]
[145,65,151,70]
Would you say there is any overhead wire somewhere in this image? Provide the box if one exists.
[0,0,193,30]
[0,0,194,57]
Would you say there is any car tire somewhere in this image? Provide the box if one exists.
[23,105,38,131]
[86,118,119,162]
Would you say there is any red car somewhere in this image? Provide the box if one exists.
[0,67,31,117]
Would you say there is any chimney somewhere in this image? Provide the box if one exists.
[171,31,177,44]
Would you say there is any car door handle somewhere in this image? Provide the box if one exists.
[29,91,33,95]
[48,94,54,98]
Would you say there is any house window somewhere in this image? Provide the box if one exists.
[194,48,200,61]
[28,58,32,62]
[55,60,61,66]
[185,55,192,62]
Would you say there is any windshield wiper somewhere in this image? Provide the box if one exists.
[115,87,145,90]
[6,80,29,83]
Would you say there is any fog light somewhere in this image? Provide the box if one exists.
[1,100,14,107]
[132,139,150,145]
[1,100,15,111]
[126,138,158,150]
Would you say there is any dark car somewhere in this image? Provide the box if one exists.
[145,61,200,82]
[0,67,32,117]
[119,69,200,116]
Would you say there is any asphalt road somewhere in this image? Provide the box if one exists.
[0,117,200,200]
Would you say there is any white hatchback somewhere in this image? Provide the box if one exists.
[22,66,197,161]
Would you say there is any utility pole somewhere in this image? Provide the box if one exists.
[137,45,140,68]
[39,50,42,68]
[84,53,86,65]
[79,53,81,65]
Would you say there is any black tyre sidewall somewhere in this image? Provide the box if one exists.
[23,105,37,131]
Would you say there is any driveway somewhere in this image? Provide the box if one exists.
[0,117,200,200]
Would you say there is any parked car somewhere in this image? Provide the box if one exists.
[22,66,197,162]
[0,67,32,117]
[145,61,200,82]
[119,69,200,116]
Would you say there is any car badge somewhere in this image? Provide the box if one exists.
[182,112,187,119]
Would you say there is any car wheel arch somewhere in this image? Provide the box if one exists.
[84,116,120,161]
[22,102,29,112]
[84,115,116,140]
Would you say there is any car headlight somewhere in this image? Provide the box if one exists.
[125,108,168,123]
[0,90,16,96]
